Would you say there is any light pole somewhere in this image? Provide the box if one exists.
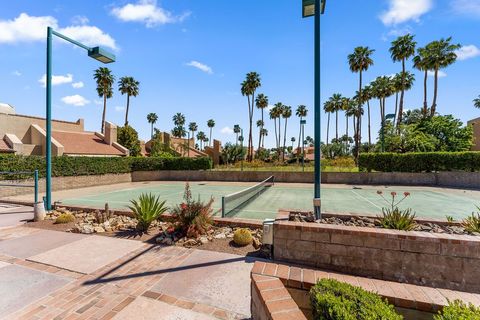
[303,0,326,219]
[301,119,306,172]
[381,113,396,152]
[45,27,115,210]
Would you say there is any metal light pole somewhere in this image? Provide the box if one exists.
[303,0,326,219]
[45,27,115,210]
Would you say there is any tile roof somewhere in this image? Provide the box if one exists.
[0,138,12,152]
[52,131,125,156]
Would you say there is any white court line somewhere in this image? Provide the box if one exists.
[350,189,382,210]
[60,190,186,205]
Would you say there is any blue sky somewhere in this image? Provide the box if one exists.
[1,0,479,147]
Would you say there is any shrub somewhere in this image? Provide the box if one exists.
[55,213,75,224]
[377,191,416,231]
[117,125,141,157]
[128,193,168,232]
[462,210,480,233]
[171,183,214,238]
[434,300,480,320]
[358,152,480,172]
[310,279,401,320]
[233,228,253,246]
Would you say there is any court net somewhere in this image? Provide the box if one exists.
[0,171,39,203]
[221,176,274,217]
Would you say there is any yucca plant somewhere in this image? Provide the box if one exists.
[128,193,168,232]
[377,190,416,231]
[462,209,480,234]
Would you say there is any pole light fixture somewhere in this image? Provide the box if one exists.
[302,0,326,220]
[44,27,115,210]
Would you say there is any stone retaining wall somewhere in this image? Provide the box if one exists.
[273,217,480,293]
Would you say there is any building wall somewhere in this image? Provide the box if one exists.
[468,118,480,151]
[0,113,84,144]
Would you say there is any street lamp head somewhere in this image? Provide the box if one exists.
[302,0,326,18]
[88,47,116,64]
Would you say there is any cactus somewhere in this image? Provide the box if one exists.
[55,213,75,224]
[233,228,253,246]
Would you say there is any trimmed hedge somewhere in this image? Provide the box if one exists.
[310,279,401,320]
[434,300,480,320]
[358,152,480,172]
[0,155,212,179]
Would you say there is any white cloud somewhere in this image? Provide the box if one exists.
[12,70,21,76]
[111,0,190,27]
[380,0,433,25]
[115,106,125,112]
[39,73,73,87]
[61,95,90,106]
[71,15,89,25]
[455,45,480,61]
[428,70,447,78]
[72,81,84,88]
[220,126,234,135]
[451,0,480,16]
[0,13,117,50]
[186,60,213,74]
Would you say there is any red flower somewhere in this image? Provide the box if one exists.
[167,227,175,234]
[404,192,410,197]
[180,203,187,210]
[376,190,383,195]
[391,192,397,196]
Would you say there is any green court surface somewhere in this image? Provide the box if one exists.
[56,181,480,221]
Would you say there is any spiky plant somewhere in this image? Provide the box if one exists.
[462,209,480,234]
[128,193,168,232]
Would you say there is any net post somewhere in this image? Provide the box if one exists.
[34,170,39,204]
[221,196,225,218]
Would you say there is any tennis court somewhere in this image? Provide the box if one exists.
[29,180,480,221]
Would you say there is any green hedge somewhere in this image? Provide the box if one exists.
[358,152,480,172]
[434,300,480,320]
[310,279,401,320]
[0,155,212,179]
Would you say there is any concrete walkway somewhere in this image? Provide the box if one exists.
[0,226,256,319]
[0,204,33,229]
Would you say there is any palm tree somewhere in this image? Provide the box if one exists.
[196,131,206,150]
[413,46,430,117]
[425,37,461,116]
[326,93,344,141]
[172,113,186,127]
[270,103,283,150]
[147,113,158,139]
[241,72,261,161]
[390,34,416,125]
[348,46,374,160]
[94,67,115,134]
[260,128,268,147]
[233,124,241,145]
[188,122,198,142]
[291,137,296,150]
[345,100,357,152]
[359,86,373,145]
[171,126,186,138]
[207,119,215,146]
[341,97,354,152]
[256,119,264,148]
[282,105,292,161]
[118,76,140,126]
[255,93,269,151]
[392,72,415,126]
[323,101,333,146]
[295,105,308,152]
[371,76,395,149]
[474,95,480,111]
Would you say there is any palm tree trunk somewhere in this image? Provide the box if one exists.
[397,58,406,126]
[297,116,302,154]
[282,118,288,161]
[273,119,278,150]
[101,94,107,134]
[367,100,371,145]
[278,117,281,155]
[326,114,330,147]
[394,92,398,127]
[124,95,130,126]
[209,128,212,147]
[355,70,363,162]
[247,94,253,161]
[345,114,348,153]
[335,110,339,140]
[431,68,438,116]
[150,123,154,139]
[423,69,428,117]
[258,109,264,152]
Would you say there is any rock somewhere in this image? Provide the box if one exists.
[93,226,105,233]
[199,237,209,244]
[183,239,198,247]
[80,224,94,234]
[214,233,226,239]
[161,238,174,246]
[252,237,261,249]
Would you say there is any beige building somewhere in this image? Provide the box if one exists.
[468,117,480,151]
[0,103,128,157]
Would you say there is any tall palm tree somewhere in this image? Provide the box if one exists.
[171,126,186,138]
[282,105,292,161]
[359,86,373,145]
[147,113,158,139]
[348,46,375,160]
[255,93,269,151]
[207,119,215,146]
[94,67,115,134]
[390,34,416,125]
[233,124,241,145]
[322,101,333,146]
[326,93,344,141]
[345,100,357,152]
[295,105,308,152]
[241,72,261,161]
[196,131,206,150]
[260,128,268,147]
[118,76,139,126]
[270,103,283,150]
[413,46,430,117]
[474,95,480,111]
[425,37,461,116]
[188,122,198,142]
[392,72,415,126]
[371,76,395,148]
[172,113,186,127]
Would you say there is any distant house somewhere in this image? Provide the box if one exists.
[0,103,128,157]
[468,117,480,151]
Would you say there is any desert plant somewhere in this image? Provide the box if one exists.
[128,193,168,232]
[462,209,480,233]
[55,213,75,224]
[233,228,253,246]
[434,300,480,320]
[171,183,214,238]
[377,191,416,231]
[94,204,113,224]
[446,215,455,223]
[310,279,401,320]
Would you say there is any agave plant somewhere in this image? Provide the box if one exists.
[128,193,168,232]
[462,209,480,234]
[377,190,416,231]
